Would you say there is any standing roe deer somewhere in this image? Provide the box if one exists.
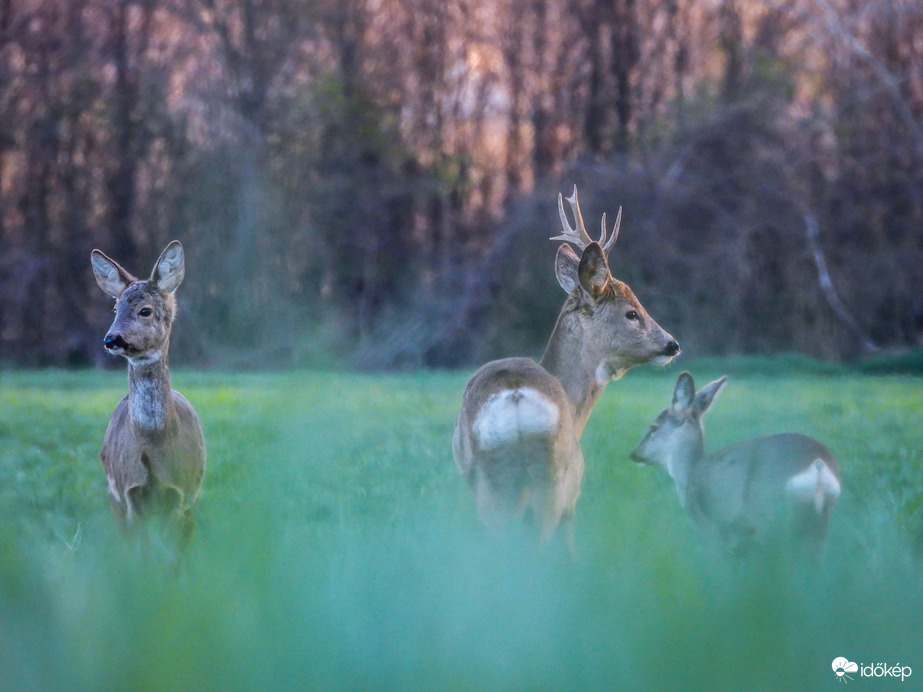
[629,372,841,555]
[91,241,205,541]
[453,187,680,543]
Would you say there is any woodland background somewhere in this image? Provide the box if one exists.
[0,0,921,369]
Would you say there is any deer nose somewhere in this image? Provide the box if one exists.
[664,340,680,357]
[104,334,128,350]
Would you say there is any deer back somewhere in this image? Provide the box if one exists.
[453,357,579,480]
[687,433,840,541]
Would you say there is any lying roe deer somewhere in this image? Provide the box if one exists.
[453,187,680,543]
[629,372,841,555]
[91,241,205,542]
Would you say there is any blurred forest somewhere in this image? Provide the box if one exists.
[0,0,921,369]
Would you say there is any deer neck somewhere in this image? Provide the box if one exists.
[667,436,705,509]
[539,312,608,437]
[126,348,174,434]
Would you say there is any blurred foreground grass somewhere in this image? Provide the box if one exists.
[0,362,921,691]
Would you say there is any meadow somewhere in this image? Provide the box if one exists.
[0,360,921,691]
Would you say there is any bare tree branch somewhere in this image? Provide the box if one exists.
[803,212,878,353]
[813,0,923,157]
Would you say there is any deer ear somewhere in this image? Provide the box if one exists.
[672,371,696,412]
[693,376,727,416]
[150,240,185,294]
[554,243,580,294]
[91,250,134,298]
[577,243,610,299]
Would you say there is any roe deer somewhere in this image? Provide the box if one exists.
[629,372,841,555]
[453,187,680,543]
[91,241,205,541]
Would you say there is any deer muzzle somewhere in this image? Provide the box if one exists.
[104,333,132,353]
[628,445,649,465]
[651,337,680,366]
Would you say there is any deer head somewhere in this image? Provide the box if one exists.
[91,241,185,367]
[544,186,680,385]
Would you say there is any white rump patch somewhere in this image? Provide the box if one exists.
[786,459,841,513]
[473,388,560,450]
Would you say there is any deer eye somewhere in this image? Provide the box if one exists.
[139,307,153,317]
[626,310,640,321]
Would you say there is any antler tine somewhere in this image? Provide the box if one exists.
[601,206,621,254]
[550,185,594,249]
[567,186,590,245]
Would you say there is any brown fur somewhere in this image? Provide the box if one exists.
[91,241,205,544]
[454,191,679,547]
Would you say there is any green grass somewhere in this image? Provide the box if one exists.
[1,363,921,691]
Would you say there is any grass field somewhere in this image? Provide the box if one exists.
[1,360,921,691]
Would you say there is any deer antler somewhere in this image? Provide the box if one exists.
[551,185,621,255]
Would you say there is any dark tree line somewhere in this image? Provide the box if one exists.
[0,0,920,368]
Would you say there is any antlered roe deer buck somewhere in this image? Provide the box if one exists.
[630,372,841,556]
[91,241,206,543]
[453,187,680,544]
